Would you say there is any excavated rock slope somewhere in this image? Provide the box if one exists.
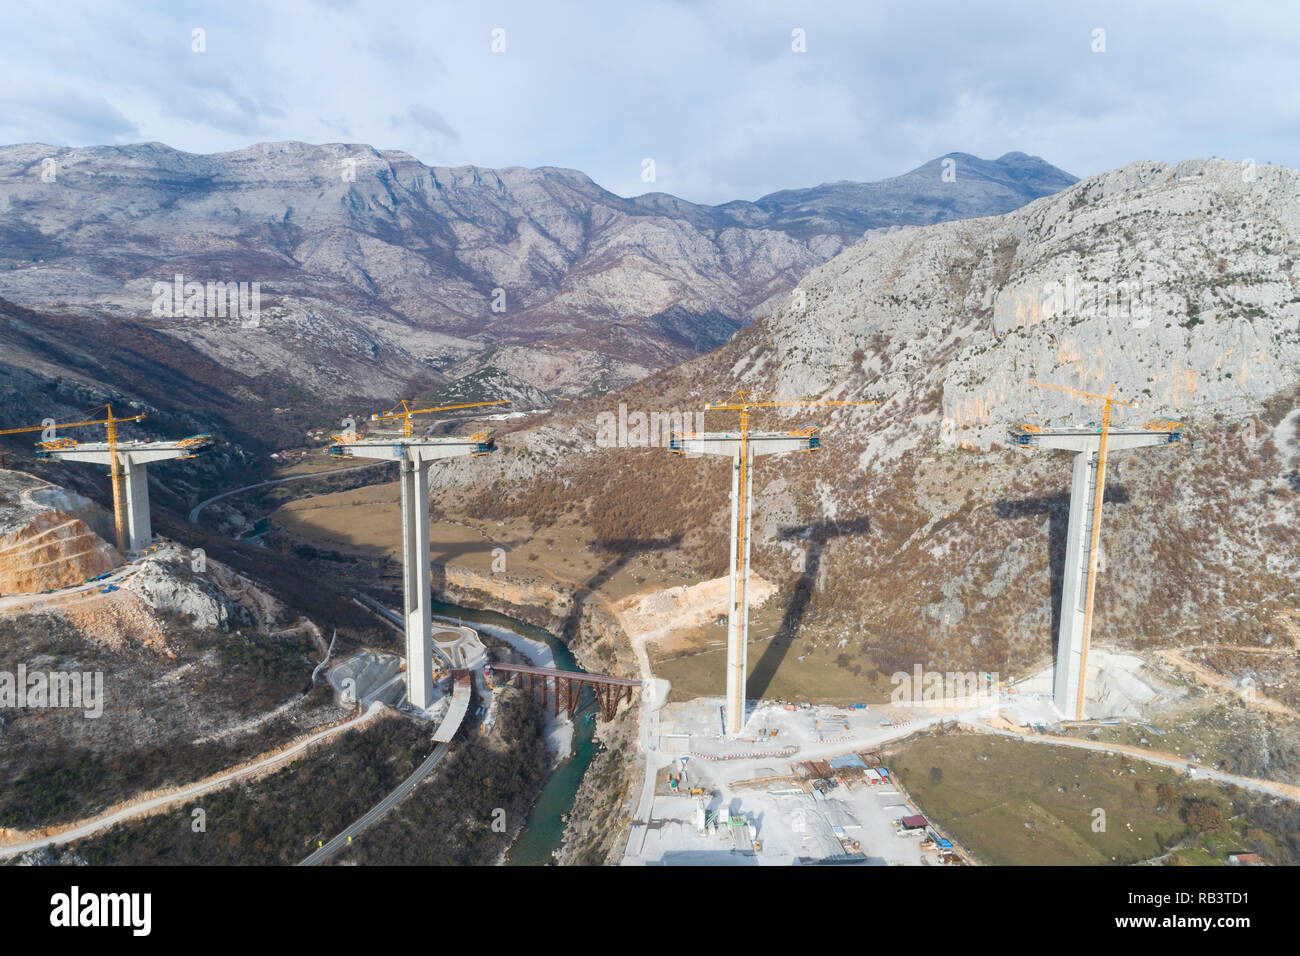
[0,470,121,593]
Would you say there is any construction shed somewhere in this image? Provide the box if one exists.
[829,753,869,771]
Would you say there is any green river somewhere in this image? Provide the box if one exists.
[428,598,598,866]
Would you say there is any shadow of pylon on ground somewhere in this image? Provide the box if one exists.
[746,516,873,702]
[994,484,1129,659]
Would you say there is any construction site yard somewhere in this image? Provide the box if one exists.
[624,697,993,865]
[631,776,925,866]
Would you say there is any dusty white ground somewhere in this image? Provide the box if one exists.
[623,697,997,866]
[472,619,574,758]
[1005,645,1187,723]
[609,573,776,648]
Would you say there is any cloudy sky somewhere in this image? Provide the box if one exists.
[2,1,1296,204]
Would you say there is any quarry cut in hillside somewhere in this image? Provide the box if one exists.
[610,573,777,648]
[0,469,121,593]
[0,466,279,637]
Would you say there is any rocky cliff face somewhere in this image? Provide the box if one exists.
[0,470,121,593]
[0,142,1074,402]
[422,159,1300,679]
[744,158,1299,449]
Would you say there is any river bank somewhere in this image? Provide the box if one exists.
[428,567,645,866]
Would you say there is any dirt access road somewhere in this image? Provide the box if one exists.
[971,722,1300,803]
[0,703,383,859]
[1158,647,1300,721]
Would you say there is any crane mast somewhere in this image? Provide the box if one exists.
[1030,381,1137,720]
[681,390,879,735]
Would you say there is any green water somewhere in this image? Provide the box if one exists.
[427,599,597,866]
[240,517,270,540]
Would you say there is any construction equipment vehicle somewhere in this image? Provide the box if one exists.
[1142,417,1187,435]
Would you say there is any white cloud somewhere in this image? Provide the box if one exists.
[1,0,1298,202]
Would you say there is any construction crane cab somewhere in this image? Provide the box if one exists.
[790,422,822,449]
[1144,418,1186,442]
[34,437,79,457]
[1005,422,1040,446]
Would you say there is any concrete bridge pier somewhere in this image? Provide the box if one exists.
[1007,424,1183,717]
[328,431,496,712]
[399,456,435,710]
[38,441,210,553]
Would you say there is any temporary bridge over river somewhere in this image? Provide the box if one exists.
[488,662,641,721]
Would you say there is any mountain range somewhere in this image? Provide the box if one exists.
[1,143,1298,798]
[0,143,1075,413]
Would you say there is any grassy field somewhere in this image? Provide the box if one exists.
[651,600,894,703]
[889,732,1242,865]
[1050,703,1300,787]
[276,483,897,705]
[275,489,694,599]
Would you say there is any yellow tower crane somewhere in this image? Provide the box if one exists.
[368,399,511,438]
[703,391,880,649]
[0,404,147,553]
[1030,381,1134,720]
[670,390,880,733]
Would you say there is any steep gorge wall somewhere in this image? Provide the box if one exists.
[432,562,638,678]
[430,560,643,864]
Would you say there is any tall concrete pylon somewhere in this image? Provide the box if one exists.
[669,392,876,736]
[1008,409,1184,718]
[37,436,214,552]
[329,430,497,711]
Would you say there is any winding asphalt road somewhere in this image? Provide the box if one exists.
[188,461,389,523]
[299,742,449,866]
